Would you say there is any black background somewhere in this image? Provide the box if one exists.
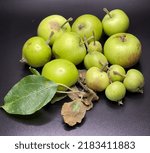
[0,0,150,136]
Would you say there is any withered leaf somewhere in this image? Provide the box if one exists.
[78,69,87,84]
[67,86,83,101]
[61,100,86,126]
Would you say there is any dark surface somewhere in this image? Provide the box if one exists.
[0,0,150,136]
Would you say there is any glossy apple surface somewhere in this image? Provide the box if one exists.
[123,69,144,93]
[88,41,102,52]
[37,15,71,45]
[104,33,142,68]
[84,51,108,70]
[72,14,102,41]
[102,9,129,36]
[105,81,126,102]
[85,67,110,92]
[52,32,86,65]
[108,64,126,82]
[22,36,51,67]
[42,59,79,90]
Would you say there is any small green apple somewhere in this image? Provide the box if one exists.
[123,69,144,93]
[104,33,142,68]
[72,14,102,41]
[84,51,108,70]
[108,64,126,82]
[37,15,72,45]
[52,32,86,65]
[105,81,126,104]
[88,41,102,52]
[22,36,51,67]
[85,67,110,92]
[102,8,129,36]
[42,59,79,91]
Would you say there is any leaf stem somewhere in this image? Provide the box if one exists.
[29,67,41,75]
[56,83,86,94]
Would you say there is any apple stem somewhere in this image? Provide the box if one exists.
[120,35,126,42]
[92,31,96,45]
[46,31,54,45]
[99,60,109,71]
[60,17,73,28]
[103,8,112,18]
[83,35,89,52]
[113,71,126,78]
[107,72,113,83]
[100,62,109,72]
[79,35,94,46]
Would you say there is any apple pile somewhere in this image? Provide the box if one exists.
[20,8,144,122]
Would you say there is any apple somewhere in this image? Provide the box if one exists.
[21,36,51,67]
[108,64,126,82]
[104,33,142,68]
[72,14,103,41]
[37,15,72,45]
[52,32,86,65]
[84,51,108,70]
[105,81,126,104]
[85,67,110,92]
[42,59,79,91]
[123,69,144,93]
[88,40,102,53]
[102,8,129,36]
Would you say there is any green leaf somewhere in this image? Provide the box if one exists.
[50,94,67,104]
[1,75,58,115]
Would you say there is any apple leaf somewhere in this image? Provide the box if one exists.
[61,100,86,126]
[1,75,58,115]
[50,93,67,104]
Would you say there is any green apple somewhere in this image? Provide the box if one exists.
[104,33,142,68]
[85,67,110,92]
[42,59,79,91]
[105,81,126,104]
[88,41,102,52]
[37,15,72,45]
[102,8,129,36]
[72,14,102,41]
[108,64,126,82]
[52,32,86,65]
[84,51,108,70]
[123,69,144,93]
[21,36,51,67]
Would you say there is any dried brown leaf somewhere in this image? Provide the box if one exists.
[67,86,82,100]
[78,69,87,84]
[61,100,86,126]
